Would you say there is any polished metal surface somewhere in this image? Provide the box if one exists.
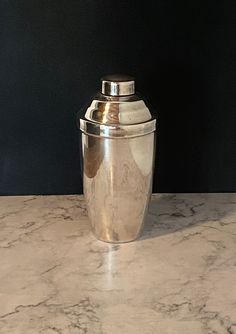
[80,96,156,138]
[80,119,155,138]
[101,74,135,96]
[80,92,156,138]
[79,75,156,243]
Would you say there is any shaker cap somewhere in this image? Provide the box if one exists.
[79,74,156,138]
[101,74,135,96]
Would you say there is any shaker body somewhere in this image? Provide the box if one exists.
[81,132,155,243]
[78,74,156,243]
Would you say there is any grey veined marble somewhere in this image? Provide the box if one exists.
[0,194,236,334]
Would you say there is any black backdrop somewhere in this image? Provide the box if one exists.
[1,0,236,195]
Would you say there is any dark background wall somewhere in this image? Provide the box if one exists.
[0,0,235,195]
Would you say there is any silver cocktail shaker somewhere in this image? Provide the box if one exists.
[78,74,156,243]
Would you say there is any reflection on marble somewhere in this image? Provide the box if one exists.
[0,194,236,333]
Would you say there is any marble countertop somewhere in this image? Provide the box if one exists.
[0,194,236,334]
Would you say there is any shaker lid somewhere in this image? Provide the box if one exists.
[79,74,156,138]
[101,74,135,96]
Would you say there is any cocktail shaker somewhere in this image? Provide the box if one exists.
[78,74,156,243]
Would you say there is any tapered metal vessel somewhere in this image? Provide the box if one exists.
[78,74,156,243]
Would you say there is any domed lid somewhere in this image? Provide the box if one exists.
[79,74,156,138]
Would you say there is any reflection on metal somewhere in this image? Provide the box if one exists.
[78,74,156,243]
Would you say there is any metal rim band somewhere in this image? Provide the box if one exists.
[80,119,156,139]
